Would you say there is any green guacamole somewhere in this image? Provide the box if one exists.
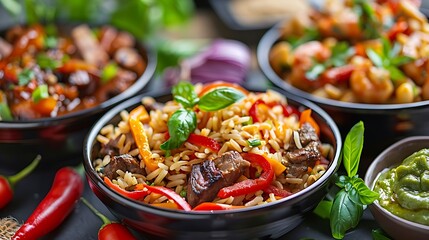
[373,148,429,226]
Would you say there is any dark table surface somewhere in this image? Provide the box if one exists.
[0,2,385,239]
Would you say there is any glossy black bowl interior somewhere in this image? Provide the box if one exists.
[83,87,342,240]
[0,32,156,170]
[257,23,429,169]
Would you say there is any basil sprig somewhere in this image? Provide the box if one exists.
[366,38,414,81]
[313,121,379,239]
[160,81,245,151]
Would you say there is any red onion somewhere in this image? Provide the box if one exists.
[165,39,251,86]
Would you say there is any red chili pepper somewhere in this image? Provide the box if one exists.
[81,197,137,240]
[12,165,84,240]
[187,133,221,152]
[263,185,292,198]
[104,177,192,211]
[193,202,244,211]
[0,155,41,209]
[218,153,274,198]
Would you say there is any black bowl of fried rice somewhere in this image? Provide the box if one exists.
[0,24,156,169]
[83,82,342,240]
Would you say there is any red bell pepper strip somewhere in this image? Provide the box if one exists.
[104,177,149,200]
[104,177,191,211]
[263,185,292,198]
[193,202,244,211]
[187,133,221,152]
[218,153,274,198]
[12,165,84,240]
[320,65,355,84]
[387,20,409,41]
[81,197,137,240]
[249,99,266,123]
[0,155,41,209]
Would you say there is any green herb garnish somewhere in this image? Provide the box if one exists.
[305,42,354,80]
[0,102,13,121]
[353,0,380,39]
[287,27,320,49]
[18,68,35,86]
[101,62,119,84]
[247,139,261,147]
[160,81,245,151]
[36,53,61,70]
[313,121,379,239]
[32,84,49,103]
[366,38,414,81]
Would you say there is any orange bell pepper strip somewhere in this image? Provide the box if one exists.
[299,109,320,136]
[198,81,249,97]
[129,105,158,171]
[264,155,286,176]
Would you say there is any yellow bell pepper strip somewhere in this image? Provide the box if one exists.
[299,109,320,136]
[217,153,274,198]
[129,105,158,171]
[193,202,245,211]
[265,155,286,176]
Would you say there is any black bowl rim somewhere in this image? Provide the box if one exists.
[83,85,342,217]
[0,34,157,129]
[364,135,429,230]
[257,23,429,112]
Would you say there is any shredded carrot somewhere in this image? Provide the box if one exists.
[129,105,158,171]
[299,109,320,136]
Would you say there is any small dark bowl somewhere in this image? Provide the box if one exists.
[364,136,429,240]
[83,87,342,240]
[0,35,156,170]
[257,24,429,168]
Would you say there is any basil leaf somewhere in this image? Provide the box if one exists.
[160,109,196,150]
[0,0,22,16]
[18,68,35,86]
[247,139,261,147]
[366,49,383,67]
[330,189,364,239]
[372,228,391,240]
[335,175,350,188]
[386,65,406,81]
[390,56,414,67]
[0,102,13,121]
[349,177,379,205]
[343,121,364,177]
[172,81,199,108]
[32,84,49,103]
[305,63,325,81]
[198,87,245,112]
[313,200,333,219]
[330,42,354,67]
[381,37,391,59]
[287,27,320,49]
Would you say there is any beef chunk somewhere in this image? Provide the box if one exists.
[286,123,322,178]
[0,37,12,59]
[71,25,109,66]
[114,47,146,75]
[187,151,250,207]
[100,132,135,157]
[103,154,144,179]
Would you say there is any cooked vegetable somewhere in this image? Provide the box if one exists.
[12,165,84,240]
[0,155,40,209]
[80,197,137,240]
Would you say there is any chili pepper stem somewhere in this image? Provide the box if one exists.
[80,197,111,227]
[7,155,41,188]
[72,163,85,178]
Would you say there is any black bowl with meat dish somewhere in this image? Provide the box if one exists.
[83,82,342,240]
[257,1,429,169]
[0,24,156,169]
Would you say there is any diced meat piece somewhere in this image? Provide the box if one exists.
[100,132,135,157]
[111,31,135,52]
[99,26,118,53]
[99,27,135,54]
[286,141,321,164]
[114,47,146,75]
[71,25,109,66]
[0,37,12,59]
[285,123,323,178]
[187,151,250,207]
[103,154,144,179]
[5,25,25,43]
[67,70,98,96]
[10,100,40,120]
[94,68,136,102]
